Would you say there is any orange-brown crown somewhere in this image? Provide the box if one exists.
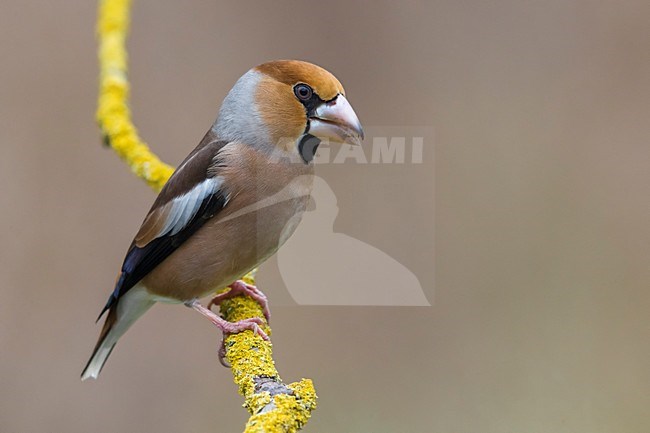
[255,60,345,101]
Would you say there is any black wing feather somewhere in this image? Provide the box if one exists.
[96,136,229,321]
[98,191,226,320]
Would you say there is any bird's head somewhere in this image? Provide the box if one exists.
[214,60,363,163]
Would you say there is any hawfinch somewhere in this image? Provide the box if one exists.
[81,60,363,380]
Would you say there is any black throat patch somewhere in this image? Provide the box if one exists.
[298,133,321,164]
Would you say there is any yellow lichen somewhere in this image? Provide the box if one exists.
[96,0,317,431]
[97,0,174,192]
[242,381,318,433]
[220,293,275,397]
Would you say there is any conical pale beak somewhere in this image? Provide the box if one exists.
[309,95,364,146]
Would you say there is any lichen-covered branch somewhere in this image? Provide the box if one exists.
[97,0,174,192]
[220,274,317,433]
[95,1,317,431]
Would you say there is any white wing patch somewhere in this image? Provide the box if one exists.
[158,176,225,238]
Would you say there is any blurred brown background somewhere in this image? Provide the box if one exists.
[1,1,649,432]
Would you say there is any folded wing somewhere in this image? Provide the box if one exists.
[98,138,231,319]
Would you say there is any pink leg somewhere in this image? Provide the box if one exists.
[185,299,269,368]
[186,299,269,339]
[208,280,271,323]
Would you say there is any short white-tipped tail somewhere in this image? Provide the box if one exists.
[81,332,117,380]
[81,286,154,380]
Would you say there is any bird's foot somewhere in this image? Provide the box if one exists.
[208,280,271,323]
[185,299,269,367]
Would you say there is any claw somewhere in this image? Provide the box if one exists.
[208,280,271,323]
[186,298,269,368]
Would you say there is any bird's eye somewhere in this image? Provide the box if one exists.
[294,84,313,101]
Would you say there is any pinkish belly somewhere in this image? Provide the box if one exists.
[142,195,308,301]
